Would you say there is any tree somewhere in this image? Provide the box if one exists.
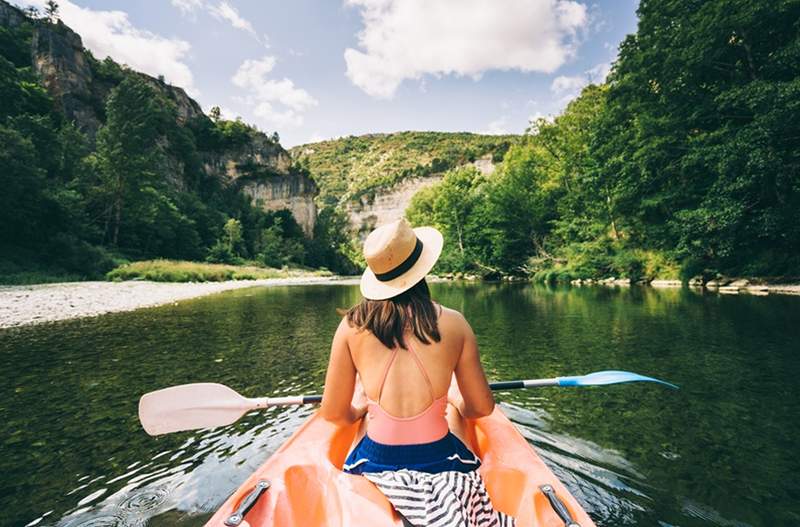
[593,0,800,275]
[480,141,559,273]
[533,84,616,244]
[0,126,46,246]
[407,167,493,273]
[223,218,242,255]
[209,106,221,122]
[24,6,40,19]
[44,1,59,22]
[95,76,172,246]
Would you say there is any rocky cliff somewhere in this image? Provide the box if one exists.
[346,154,497,236]
[201,133,316,236]
[1,0,316,236]
[240,175,318,237]
[24,11,204,142]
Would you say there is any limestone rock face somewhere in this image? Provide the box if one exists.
[203,134,292,184]
[29,20,204,141]
[31,21,102,139]
[0,1,25,28]
[347,175,444,238]
[202,133,316,235]
[346,154,497,237]
[240,175,318,237]
[472,154,497,176]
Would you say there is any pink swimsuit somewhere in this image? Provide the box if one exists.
[366,341,449,445]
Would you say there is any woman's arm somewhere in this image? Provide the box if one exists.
[451,315,495,419]
[320,317,368,426]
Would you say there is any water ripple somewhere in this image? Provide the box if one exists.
[119,486,169,513]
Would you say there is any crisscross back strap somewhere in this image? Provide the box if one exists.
[376,340,435,404]
[376,348,399,403]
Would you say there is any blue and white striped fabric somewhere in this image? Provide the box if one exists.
[364,469,515,527]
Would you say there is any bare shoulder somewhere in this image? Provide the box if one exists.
[435,304,470,334]
[335,315,356,339]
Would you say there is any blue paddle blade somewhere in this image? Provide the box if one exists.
[557,370,679,389]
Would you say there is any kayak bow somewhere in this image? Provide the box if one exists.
[204,401,595,527]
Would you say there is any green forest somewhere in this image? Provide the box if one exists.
[1,0,798,284]
[0,6,352,283]
[408,0,800,282]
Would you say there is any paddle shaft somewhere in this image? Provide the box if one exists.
[272,378,559,407]
[139,371,674,435]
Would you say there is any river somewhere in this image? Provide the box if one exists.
[1,282,798,527]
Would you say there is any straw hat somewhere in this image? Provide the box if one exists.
[360,218,443,300]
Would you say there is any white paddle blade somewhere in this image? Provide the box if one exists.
[138,383,254,436]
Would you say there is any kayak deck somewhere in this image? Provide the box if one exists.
[204,406,596,526]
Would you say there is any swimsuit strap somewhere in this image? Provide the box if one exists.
[376,339,435,405]
[376,348,400,404]
[405,340,436,400]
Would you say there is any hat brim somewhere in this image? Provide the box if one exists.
[360,226,443,300]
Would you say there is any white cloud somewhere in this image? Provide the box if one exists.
[526,110,555,134]
[232,56,277,87]
[172,0,265,45]
[344,0,588,99]
[231,56,318,129]
[484,117,510,135]
[551,75,586,96]
[550,61,610,106]
[209,1,257,37]
[586,62,611,83]
[17,0,197,96]
[171,0,203,14]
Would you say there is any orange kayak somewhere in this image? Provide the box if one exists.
[205,406,596,527]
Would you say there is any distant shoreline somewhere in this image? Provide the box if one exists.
[0,277,354,329]
[2,275,797,330]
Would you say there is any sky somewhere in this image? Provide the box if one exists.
[14,0,640,147]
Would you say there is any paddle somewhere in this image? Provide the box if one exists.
[139,370,677,436]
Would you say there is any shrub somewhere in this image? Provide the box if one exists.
[106,259,331,282]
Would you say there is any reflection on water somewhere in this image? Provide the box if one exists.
[1,282,798,527]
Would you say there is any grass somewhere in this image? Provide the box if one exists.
[0,270,88,285]
[0,257,91,285]
[106,259,332,283]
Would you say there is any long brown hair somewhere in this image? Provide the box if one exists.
[346,278,441,349]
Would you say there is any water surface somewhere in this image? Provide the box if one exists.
[1,283,798,527]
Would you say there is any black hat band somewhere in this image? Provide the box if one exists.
[374,238,424,282]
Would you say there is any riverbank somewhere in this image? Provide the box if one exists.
[567,277,800,296]
[436,272,800,296]
[0,276,349,329]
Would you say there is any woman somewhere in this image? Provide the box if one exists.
[321,218,512,526]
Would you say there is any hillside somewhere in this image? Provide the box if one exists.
[290,131,518,207]
[0,0,324,281]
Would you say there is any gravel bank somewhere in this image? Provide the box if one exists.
[0,277,350,329]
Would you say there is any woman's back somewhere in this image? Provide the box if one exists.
[349,304,462,419]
